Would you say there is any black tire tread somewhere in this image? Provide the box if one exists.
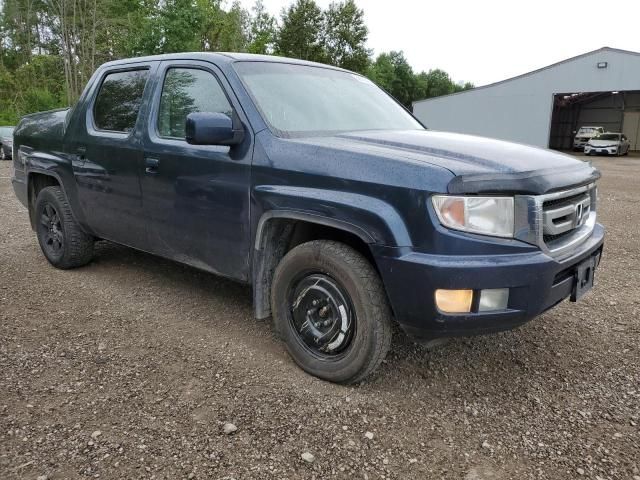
[35,186,94,269]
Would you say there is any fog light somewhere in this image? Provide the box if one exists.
[435,289,473,313]
[479,288,509,311]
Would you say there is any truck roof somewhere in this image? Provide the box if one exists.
[100,52,347,72]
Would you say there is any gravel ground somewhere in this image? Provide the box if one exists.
[1,157,639,480]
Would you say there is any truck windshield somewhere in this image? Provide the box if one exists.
[234,62,424,136]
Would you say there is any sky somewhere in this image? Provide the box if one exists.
[237,0,640,86]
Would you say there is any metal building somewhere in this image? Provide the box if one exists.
[412,47,640,151]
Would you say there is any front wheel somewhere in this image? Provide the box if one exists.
[271,240,393,384]
[35,186,94,269]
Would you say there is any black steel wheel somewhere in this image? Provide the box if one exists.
[272,240,393,384]
[288,273,356,359]
[34,186,94,269]
[37,202,65,260]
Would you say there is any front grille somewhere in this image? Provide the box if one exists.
[514,183,597,259]
[543,230,575,244]
[541,189,592,247]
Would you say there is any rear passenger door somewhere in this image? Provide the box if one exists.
[140,60,253,281]
[72,64,155,249]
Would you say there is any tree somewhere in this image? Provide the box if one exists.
[275,0,325,63]
[323,0,369,73]
[423,69,455,97]
[367,51,417,108]
[247,0,276,54]
[367,51,474,108]
[217,1,249,52]
[155,0,205,53]
[0,0,473,121]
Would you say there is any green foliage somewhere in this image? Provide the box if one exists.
[0,0,472,122]
[0,55,66,124]
[156,0,206,53]
[367,52,474,108]
[323,0,370,73]
[275,0,370,73]
[218,1,249,52]
[275,0,325,62]
[247,0,276,54]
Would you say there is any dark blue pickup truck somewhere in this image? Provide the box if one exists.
[11,53,604,383]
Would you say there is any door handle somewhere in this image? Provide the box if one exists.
[145,157,159,174]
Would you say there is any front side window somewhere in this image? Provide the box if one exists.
[93,69,149,132]
[157,68,232,139]
[234,62,423,136]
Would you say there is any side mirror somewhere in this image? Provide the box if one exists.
[572,130,577,134]
[185,112,244,146]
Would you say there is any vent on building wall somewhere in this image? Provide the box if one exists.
[597,62,608,69]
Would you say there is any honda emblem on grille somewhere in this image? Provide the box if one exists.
[574,203,584,227]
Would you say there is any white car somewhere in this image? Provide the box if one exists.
[573,126,605,151]
[584,133,630,156]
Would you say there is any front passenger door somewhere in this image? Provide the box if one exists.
[140,61,253,281]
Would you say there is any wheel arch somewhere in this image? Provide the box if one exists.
[252,211,382,320]
[27,170,64,230]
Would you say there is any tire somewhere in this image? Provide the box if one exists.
[0,147,5,161]
[34,186,94,269]
[271,240,393,384]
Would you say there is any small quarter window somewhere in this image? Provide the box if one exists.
[158,68,232,139]
[93,69,149,133]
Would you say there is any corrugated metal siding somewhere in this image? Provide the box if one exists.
[412,49,640,148]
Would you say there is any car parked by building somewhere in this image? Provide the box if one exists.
[0,126,14,160]
[584,132,630,156]
[573,126,605,151]
[10,53,605,383]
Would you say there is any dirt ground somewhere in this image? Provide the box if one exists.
[0,156,639,480]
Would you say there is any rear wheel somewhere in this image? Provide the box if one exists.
[0,147,6,161]
[35,186,94,269]
[271,240,392,384]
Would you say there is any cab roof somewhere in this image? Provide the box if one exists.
[101,52,348,72]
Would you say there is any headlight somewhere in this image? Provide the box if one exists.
[432,195,514,238]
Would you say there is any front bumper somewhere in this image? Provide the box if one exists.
[584,146,617,155]
[373,223,605,340]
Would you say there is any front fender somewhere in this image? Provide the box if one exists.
[253,185,412,247]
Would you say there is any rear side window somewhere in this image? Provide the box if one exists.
[93,69,149,133]
[157,68,232,139]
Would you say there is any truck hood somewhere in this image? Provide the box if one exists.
[291,130,600,195]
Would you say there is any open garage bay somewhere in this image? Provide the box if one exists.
[550,90,640,151]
